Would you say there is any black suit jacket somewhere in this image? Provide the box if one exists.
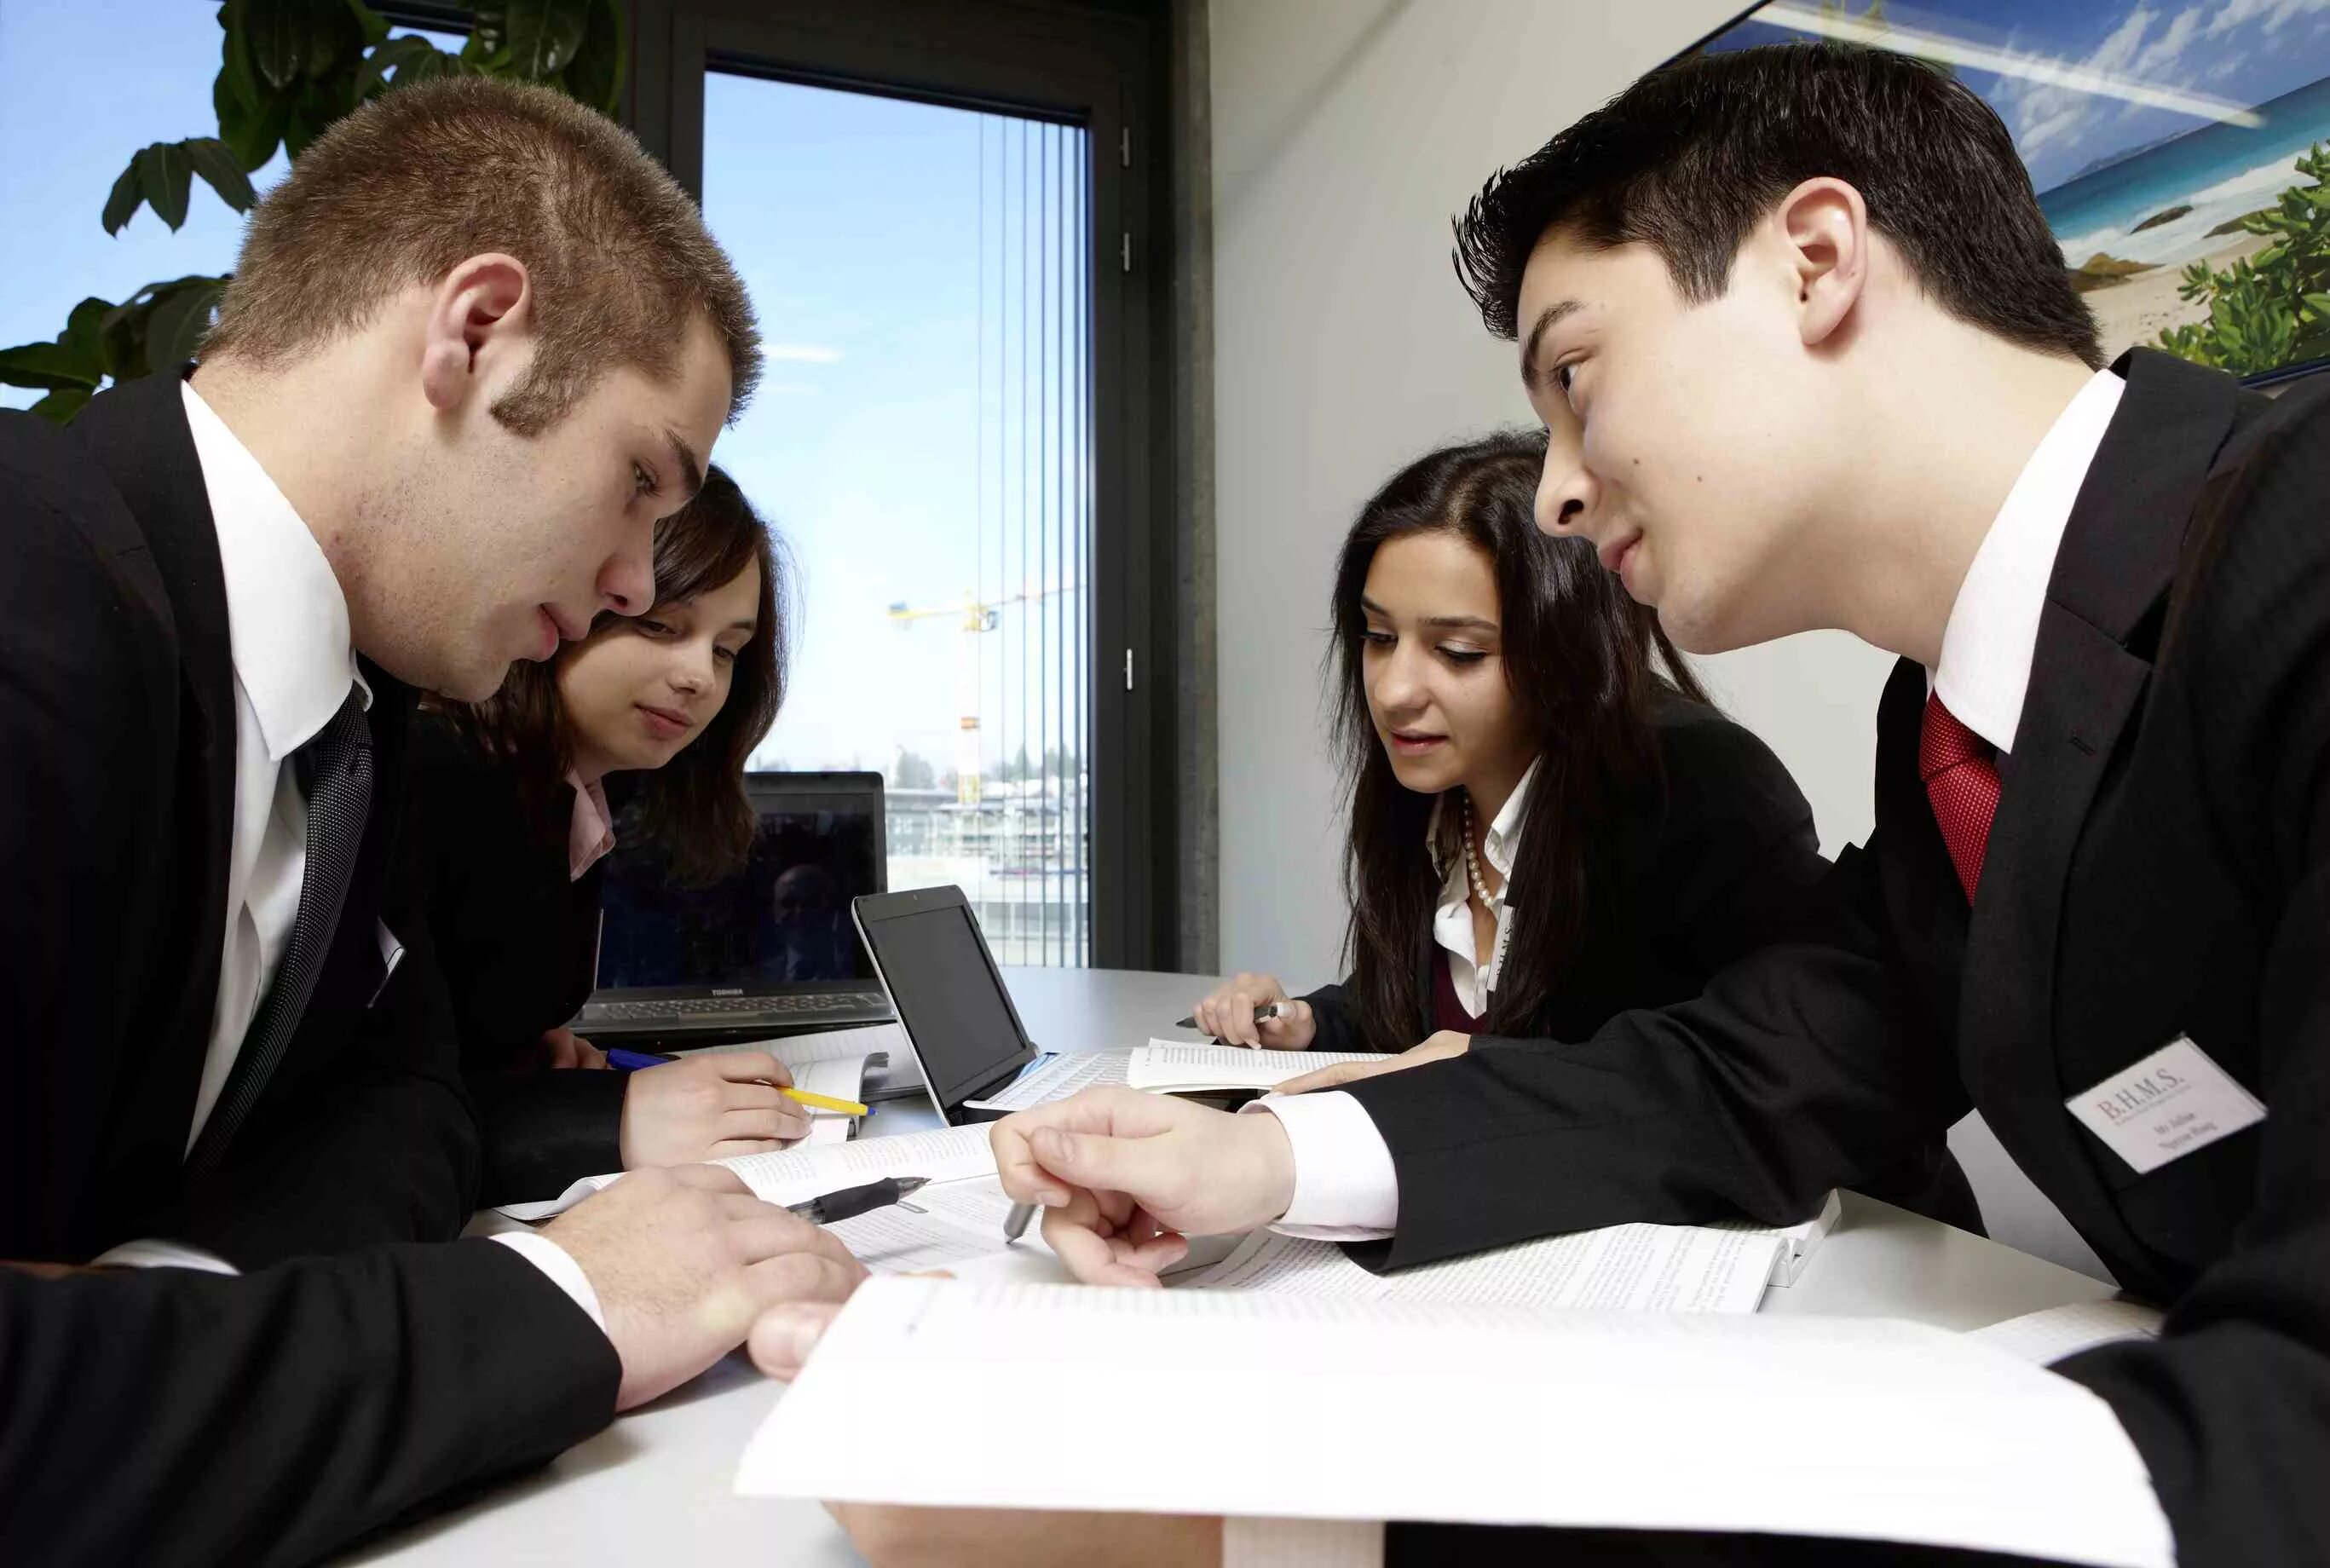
[1299,701,1977,1228]
[1339,352,2330,1564]
[406,713,629,1203]
[0,375,617,1565]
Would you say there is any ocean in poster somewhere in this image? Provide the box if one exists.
[2043,72,2330,272]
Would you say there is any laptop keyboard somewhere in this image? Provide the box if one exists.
[583,992,891,1022]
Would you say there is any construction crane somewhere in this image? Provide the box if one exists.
[887,583,1070,804]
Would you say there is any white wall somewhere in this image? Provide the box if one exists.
[1207,0,2109,1281]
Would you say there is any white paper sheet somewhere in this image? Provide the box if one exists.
[496,1119,996,1220]
[1187,1223,1779,1314]
[788,1056,870,1146]
[824,1179,1024,1273]
[1964,1298,2165,1365]
[963,1049,1132,1111]
[738,1277,2174,1568]
[1127,1043,1389,1092]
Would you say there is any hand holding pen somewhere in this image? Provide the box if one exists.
[1179,973,1316,1049]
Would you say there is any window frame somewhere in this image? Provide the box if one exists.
[626,0,1175,971]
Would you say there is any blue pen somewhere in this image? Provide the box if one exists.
[604,1047,677,1072]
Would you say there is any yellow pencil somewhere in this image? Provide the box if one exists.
[783,1086,868,1116]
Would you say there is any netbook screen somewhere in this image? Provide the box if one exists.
[596,801,880,991]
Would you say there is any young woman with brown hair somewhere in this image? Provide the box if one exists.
[409,465,805,1202]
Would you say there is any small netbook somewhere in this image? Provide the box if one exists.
[574,771,895,1041]
[850,885,1041,1124]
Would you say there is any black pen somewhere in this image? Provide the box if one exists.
[787,1176,929,1225]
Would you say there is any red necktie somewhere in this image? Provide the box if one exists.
[1920,693,1999,904]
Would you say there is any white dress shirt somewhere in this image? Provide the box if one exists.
[97,383,604,1334]
[1231,366,2139,1567]
[1425,758,1535,1016]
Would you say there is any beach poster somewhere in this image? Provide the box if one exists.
[1701,1,2330,382]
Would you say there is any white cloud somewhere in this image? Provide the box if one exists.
[2206,0,2330,37]
[764,343,843,364]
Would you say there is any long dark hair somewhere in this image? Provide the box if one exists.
[433,464,788,883]
[1330,430,1707,1050]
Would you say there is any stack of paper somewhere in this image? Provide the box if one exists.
[738,1277,2174,1568]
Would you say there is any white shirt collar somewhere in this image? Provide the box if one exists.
[1426,754,1538,891]
[182,381,371,759]
[1931,367,2125,755]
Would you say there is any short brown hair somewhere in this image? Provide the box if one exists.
[204,77,761,431]
[433,465,787,883]
[1454,42,2101,368]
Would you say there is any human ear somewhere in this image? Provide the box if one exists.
[1773,178,1868,349]
[418,252,533,412]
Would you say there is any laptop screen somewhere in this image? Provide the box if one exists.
[852,889,1034,1115]
[594,775,883,993]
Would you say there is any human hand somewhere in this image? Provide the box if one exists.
[1277,1030,1470,1094]
[541,1025,608,1069]
[619,1051,810,1167]
[543,1163,867,1409]
[991,1087,1295,1287]
[1189,972,1313,1049]
[828,1503,1221,1567]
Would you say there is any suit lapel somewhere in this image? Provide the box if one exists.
[1956,352,2238,1221]
[70,374,239,1174]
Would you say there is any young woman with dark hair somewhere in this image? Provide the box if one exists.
[409,465,808,1202]
[1193,431,1975,1225]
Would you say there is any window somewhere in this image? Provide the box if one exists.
[655,0,1166,967]
[703,78,1092,966]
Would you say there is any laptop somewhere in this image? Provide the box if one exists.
[574,771,895,1041]
[850,885,1040,1124]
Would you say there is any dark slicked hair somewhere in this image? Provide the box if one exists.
[1453,41,2101,367]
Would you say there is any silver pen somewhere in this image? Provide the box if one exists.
[1003,1202,1037,1244]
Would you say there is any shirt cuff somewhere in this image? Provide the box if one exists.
[489,1230,608,1335]
[89,1238,241,1275]
[1243,1090,1399,1239]
[1222,1518,1384,1567]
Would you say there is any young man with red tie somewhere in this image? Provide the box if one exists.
[789,39,2330,1568]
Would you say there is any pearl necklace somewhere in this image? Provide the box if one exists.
[1460,792,1500,908]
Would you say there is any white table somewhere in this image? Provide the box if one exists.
[355,968,2115,1565]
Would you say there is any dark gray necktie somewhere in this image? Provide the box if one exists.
[186,686,373,1176]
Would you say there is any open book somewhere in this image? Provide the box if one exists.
[1126,1042,1390,1093]
[737,1277,2173,1568]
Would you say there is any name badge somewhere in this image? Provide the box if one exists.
[2066,1035,2265,1175]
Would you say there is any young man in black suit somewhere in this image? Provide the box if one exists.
[791,42,2330,1567]
[0,78,862,1564]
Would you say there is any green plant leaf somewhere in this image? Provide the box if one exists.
[146,280,226,373]
[243,0,307,89]
[0,340,106,390]
[101,159,144,235]
[562,0,626,112]
[184,138,258,212]
[503,0,589,78]
[355,33,457,97]
[216,69,290,170]
[304,0,362,80]
[219,0,266,113]
[30,387,95,424]
[2306,293,2330,317]
[136,141,194,230]
[470,1,508,57]
[347,0,389,48]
